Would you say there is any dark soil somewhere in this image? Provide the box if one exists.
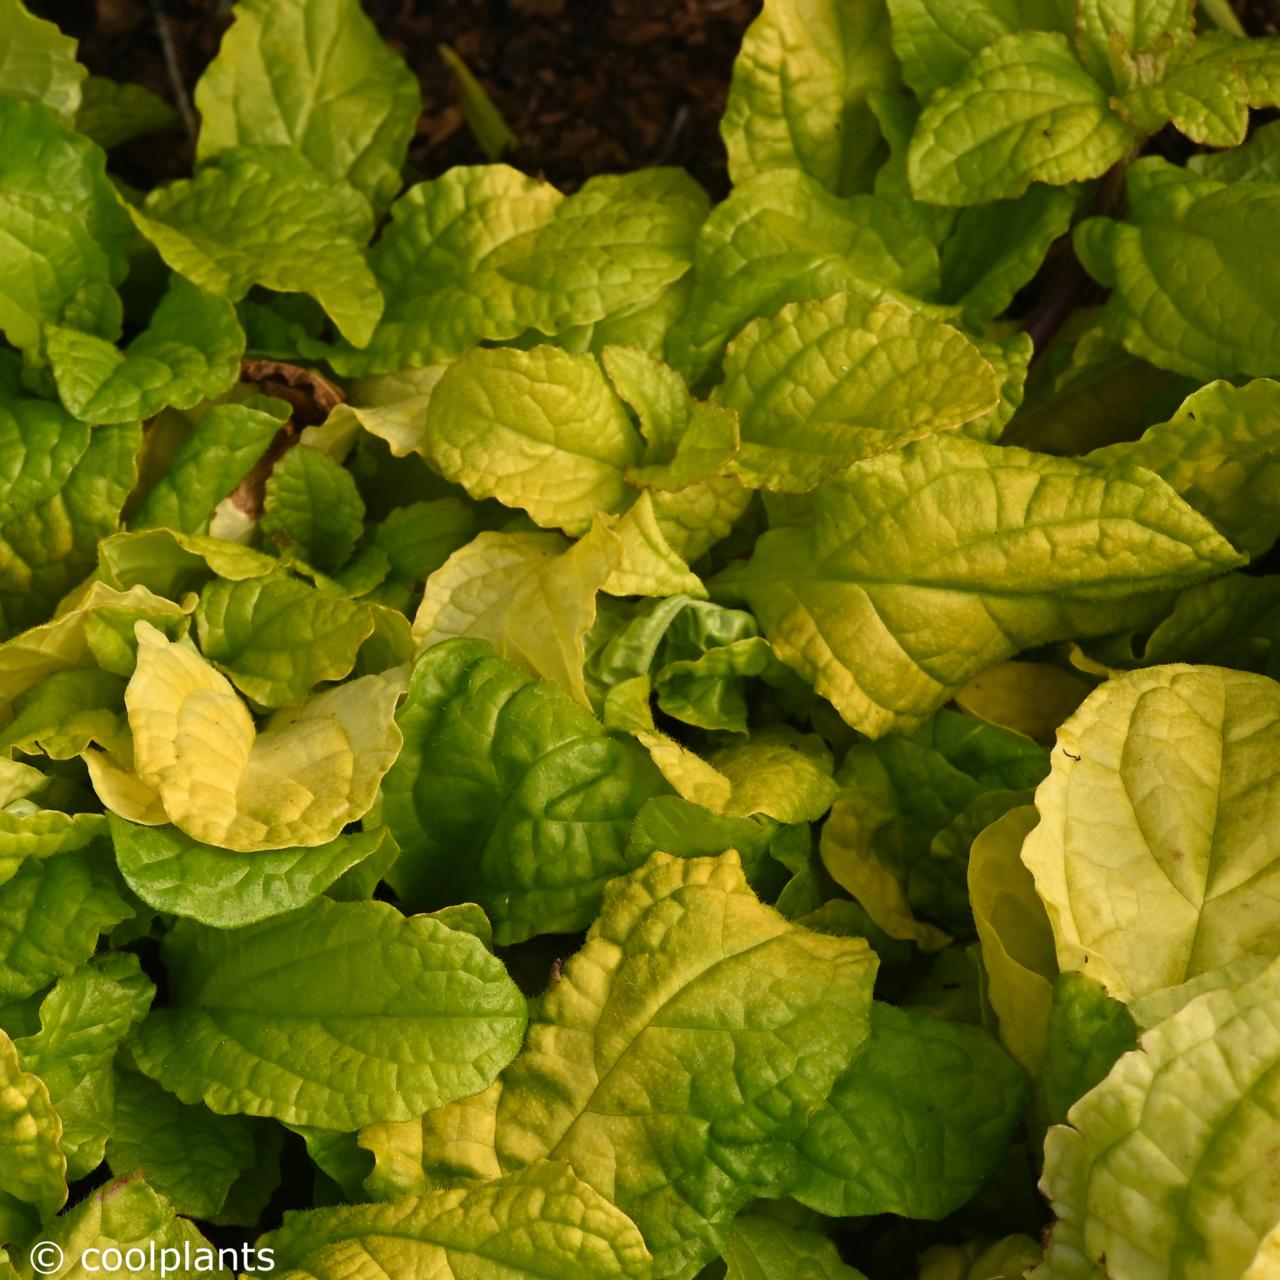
[33,0,761,197]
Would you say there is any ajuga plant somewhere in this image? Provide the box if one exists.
[1,0,1279,1275]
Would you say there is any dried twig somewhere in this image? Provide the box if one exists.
[148,0,198,145]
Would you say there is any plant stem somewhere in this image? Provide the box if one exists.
[1199,0,1246,36]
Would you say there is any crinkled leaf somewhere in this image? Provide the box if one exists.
[260,445,366,572]
[0,0,85,120]
[98,529,277,598]
[1072,0,1192,86]
[74,76,175,149]
[705,727,839,823]
[131,896,527,1129]
[723,1213,866,1279]
[0,1029,64,1221]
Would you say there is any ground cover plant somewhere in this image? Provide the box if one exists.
[1,0,1280,1275]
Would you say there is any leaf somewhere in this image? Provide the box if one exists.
[1039,957,1280,1280]
[128,147,382,347]
[721,0,898,196]
[438,42,516,161]
[790,1003,1028,1219]
[332,166,708,375]
[1072,0,1192,86]
[429,345,643,535]
[95,622,404,851]
[381,639,668,943]
[713,435,1240,737]
[194,572,374,708]
[705,727,839,822]
[494,851,877,1277]
[259,446,366,572]
[666,170,941,384]
[1190,117,1280,182]
[723,1214,866,1279]
[412,527,618,707]
[193,0,421,212]
[98,529,278,599]
[46,277,243,425]
[716,292,1000,490]
[131,398,289,535]
[0,667,126,761]
[74,76,176,149]
[261,1162,651,1280]
[109,815,391,928]
[1130,573,1280,672]
[131,895,526,1129]
[907,32,1140,206]
[0,0,85,120]
[0,397,138,641]
[1021,664,1280,1003]
[1075,158,1280,379]
[0,96,132,354]
[0,1029,64,1221]
[1088,378,1280,557]
[955,661,1091,744]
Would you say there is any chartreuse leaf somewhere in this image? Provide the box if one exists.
[720,0,897,196]
[955,661,1090,745]
[1075,159,1280,379]
[382,639,667,942]
[430,345,643,535]
[0,848,131,1001]
[97,529,277,600]
[1022,665,1280,1003]
[91,622,404,851]
[885,0,1070,98]
[714,436,1242,738]
[74,76,176,149]
[705,727,839,822]
[0,97,132,354]
[968,806,1057,1074]
[1191,117,1280,182]
[493,851,878,1278]
[412,528,617,706]
[1089,378,1280,557]
[918,1235,1042,1280]
[0,1029,64,1221]
[45,276,244,425]
[820,710,1047,946]
[131,398,289,535]
[106,1068,267,1221]
[1039,957,1280,1280]
[790,1004,1027,1219]
[0,0,85,120]
[260,1162,651,1280]
[717,292,1000,490]
[439,42,517,161]
[333,166,707,375]
[131,896,526,1129]
[606,493,705,599]
[0,393,138,643]
[128,147,382,347]
[723,1213,866,1279]
[1072,0,1192,86]
[907,33,1140,206]
[193,0,420,213]
[12,952,154,1179]
[667,170,940,384]
[109,815,391,928]
[195,572,374,708]
[0,668,126,761]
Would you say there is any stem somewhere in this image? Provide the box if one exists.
[1199,0,1246,36]
[148,0,198,146]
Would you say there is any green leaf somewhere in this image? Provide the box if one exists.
[721,0,897,196]
[131,398,288,535]
[704,727,840,822]
[261,1162,651,1279]
[885,0,1070,98]
[332,166,707,375]
[1088,378,1280,557]
[128,147,382,347]
[260,445,366,571]
[438,42,516,161]
[1190,117,1280,182]
[370,498,479,586]
[109,815,391,927]
[716,292,1000,490]
[97,529,278,599]
[907,32,1139,206]
[1022,664,1280,1003]
[0,848,131,1001]
[0,668,126,761]
[12,952,154,1179]
[624,795,780,886]
[1075,158,1280,379]
[46,276,244,425]
[0,97,132,354]
[1039,957,1280,1280]
[382,639,667,943]
[430,345,643,534]
[131,895,527,1129]
[74,76,176,149]
[106,1068,268,1221]
[723,1213,866,1279]
[790,1003,1028,1219]
[667,170,941,384]
[0,1029,64,1221]
[713,435,1240,738]
[195,572,374,707]
[0,0,85,120]
[494,850,878,1278]
[193,0,420,212]
[1072,0,1192,86]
